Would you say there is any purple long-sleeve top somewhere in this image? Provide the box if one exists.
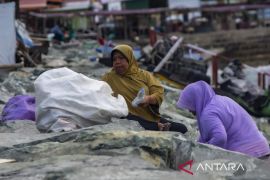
[177,81,270,158]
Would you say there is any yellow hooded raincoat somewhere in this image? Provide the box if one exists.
[102,45,164,122]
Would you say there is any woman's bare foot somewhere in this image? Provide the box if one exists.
[158,122,171,131]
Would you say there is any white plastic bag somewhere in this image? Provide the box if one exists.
[34,67,128,132]
[132,88,145,107]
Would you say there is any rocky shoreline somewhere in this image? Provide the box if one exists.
[0,42,269,179]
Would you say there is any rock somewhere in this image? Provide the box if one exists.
[0,119,142,149]
[0,71,34,94]
[161,91,198,141]
[0,104,4,115]
[173,135,270,179]
[43,40,99,64]
[0,155,201,180]
[0,121,269,180]
[0,90,13,104]
[256,118,270,143]
[69,60,109,78]
[20,67,47,77]
[45,59,68,68]
[0,121,57,148]
[0,120,39,133]
[110,118,145,131]
[161,91,195,124]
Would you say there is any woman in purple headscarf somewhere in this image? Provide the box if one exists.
[177,80,270,158]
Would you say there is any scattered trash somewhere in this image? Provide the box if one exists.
[15,20,33,48]
[1,95,35,122]
[89,56,97,62]
[143,36,210,84]
[0,159,16,164]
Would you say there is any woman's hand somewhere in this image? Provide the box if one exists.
[139,96,151,107]
[139,95,158,107]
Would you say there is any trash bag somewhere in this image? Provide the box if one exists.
[1,95,35,122]
[34,67,128,132]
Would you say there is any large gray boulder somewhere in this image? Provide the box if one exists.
[0,119,269,180]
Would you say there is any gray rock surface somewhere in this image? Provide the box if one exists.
[0,120,269,180]
[0,41,269,180]
[0,121,57,148]
[45,59,68,68]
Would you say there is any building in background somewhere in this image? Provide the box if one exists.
[9,0,270,39]
[201,0,270,30]
[20,0,94,34]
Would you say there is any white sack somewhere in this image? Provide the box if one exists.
[34,67,128,132]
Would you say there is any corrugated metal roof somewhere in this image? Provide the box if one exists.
[30,6,202,18]
[31,4,270,18]
[20,0,47,10]
[89,7,168,15]
[31,7,169,18]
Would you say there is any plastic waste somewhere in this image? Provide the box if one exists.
[133,47,142,60]
[89,56,97,62]
[1,95,35,122]
[132,88,145,107]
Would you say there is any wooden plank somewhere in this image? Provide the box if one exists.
[0,63,23,69]
[153,37,183,72]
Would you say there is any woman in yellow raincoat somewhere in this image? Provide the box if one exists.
[102,44,187,133]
